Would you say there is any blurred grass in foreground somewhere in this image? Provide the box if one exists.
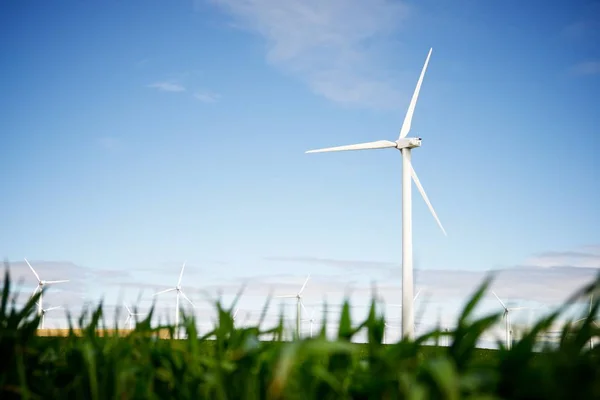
[1,267,599,399]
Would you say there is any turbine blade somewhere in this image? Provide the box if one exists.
[24,258,41,282]
[408,159,447,236]
[177,260,187,286]
[45,280,69,284]
[46,306,61,311]
[414,289,422,302]
[492,291,508,310]
[153,287,176,296]
[275,295,297,298]
[180,291,195,307]
[298,274,311,295]
[233,307,239,319]
[300,300,308,315]
[399,48,432,139]
[306,140,397,154]
[124,302,132,314]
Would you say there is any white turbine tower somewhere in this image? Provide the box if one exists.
[276,273,311,338]
[38,305,62,329]
[492,291,527,349]
[124,302,144,330]
[389,289,422,335]
[25,258,69,318]
[305,48,446,339]
[153,261,195,339]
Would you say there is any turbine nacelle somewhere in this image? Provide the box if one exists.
[395,137,422,150]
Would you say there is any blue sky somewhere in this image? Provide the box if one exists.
[1,0,599,341]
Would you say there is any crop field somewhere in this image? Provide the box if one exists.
[1,270,599,399]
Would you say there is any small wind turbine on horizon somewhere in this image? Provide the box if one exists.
[38,304,62,330]
[153,261,195,339]
[276,274,311,338]
[301,306,316,338]
[492,291,528,349]
[25,258,69,319]
[305,48,447,340]
[124,302,144,330]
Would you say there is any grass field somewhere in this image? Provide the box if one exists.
[1,269,599,399]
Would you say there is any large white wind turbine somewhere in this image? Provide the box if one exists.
[153,261,195,339]
[305,48,446,340]
[492,291,527,349]
[276,274,311,337]
[25,258,69,318]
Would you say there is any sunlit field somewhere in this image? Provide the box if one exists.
[1,269,599,399]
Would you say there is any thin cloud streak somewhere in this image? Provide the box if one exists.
[147,81,186,92]
[194,91,221,103]
[209,0,410,109]
[570,61,600,76]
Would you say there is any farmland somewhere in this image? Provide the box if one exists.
[1,271,599,399]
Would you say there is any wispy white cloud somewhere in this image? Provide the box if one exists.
[209,0,410,109]
[523,247,600,269]
[570,61,600,76]
[147,81,186,92]
[194,91,221,103]
[262,244,600,305]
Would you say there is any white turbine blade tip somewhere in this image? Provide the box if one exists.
[177,260,187,286]
[154,287,175,296]
[399,47,433,139]
[492,291,508,310]
[298,273,311,295]
[409,162,447,236]
[181,291,195,307]
[24,258,41,281]
[306,140,397,154]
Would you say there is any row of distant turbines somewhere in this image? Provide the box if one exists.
[25,255,542,348]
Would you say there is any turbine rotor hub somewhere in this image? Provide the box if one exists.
[395,137,422,150]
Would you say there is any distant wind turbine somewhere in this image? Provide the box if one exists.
[301,306,316,338]
[25,258,69,319]
[38,305,62,329]
[492,291,528,349]
[124,302,144,330]
[276,274,311,337]
[153,261,195,339]
[305,48,447,340]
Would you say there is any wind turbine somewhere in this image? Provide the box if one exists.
[276,274,311,338]
[305,48,446,340]
[124,302,144,330]
[38,305,62,329]
[301,306,316,338]
[153,261,195,339]
[25,258,69,317]
[492,291,527,349]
